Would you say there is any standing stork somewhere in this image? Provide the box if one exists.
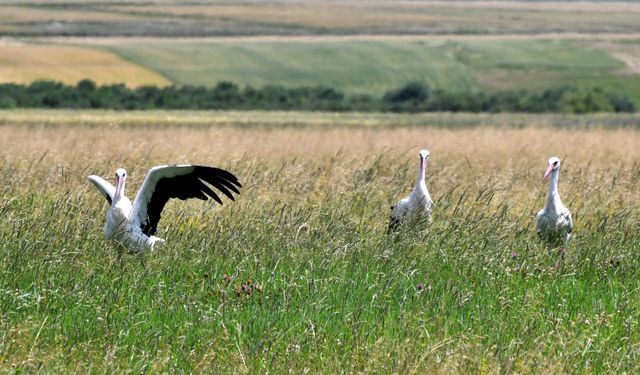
[388,149,433,232]
[88,164,241,252]
[536,156,573,245]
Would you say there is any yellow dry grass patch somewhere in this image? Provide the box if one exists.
[1,110,638,165]
[5,120,636,167]
[0,41,170,87]
[115,1,640,30]
[1,111,638,207]
[119,3,443,29]
[405,1,640,12]
[2,111,638,224]
[0,5,136,23]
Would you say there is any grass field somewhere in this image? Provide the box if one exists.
[6,35,639,102]
[2,110,640,372]
[99,40,480,94]
[0,40,169,87]
[2,1,640,104]
[98,38,640,105]
[3,1,640,37]
[7,36,640,103]
[2,109,640,129]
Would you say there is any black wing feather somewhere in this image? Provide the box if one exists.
[140,165,241,236]
[215,178,241,195]
[198,181,223,204]
[208,180,235,201]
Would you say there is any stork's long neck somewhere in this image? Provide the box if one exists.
[113,177,126,205]
[416,157,426,187]
[545,169,560,209]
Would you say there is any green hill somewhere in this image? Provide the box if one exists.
[97,38,640,105]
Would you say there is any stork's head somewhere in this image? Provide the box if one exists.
[419,149,430,161]
[115,168,127,180]
[115,168,127,195]
[418,149,430,179]
[543,156,561,180]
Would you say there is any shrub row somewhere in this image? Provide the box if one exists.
[0,79,634,113]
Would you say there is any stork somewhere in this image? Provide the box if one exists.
[88,164,241,252]
[536,156,573,245]
[388,149,433,232]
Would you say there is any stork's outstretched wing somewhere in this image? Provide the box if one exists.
[130,165,242,236]
[87,175,116,205]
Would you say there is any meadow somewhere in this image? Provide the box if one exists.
[2,1,640,106]
[3,37,640,106]
[99,38,634,95]
[3,1,640,36]
[1,110,640,373]
[0,40,169,87]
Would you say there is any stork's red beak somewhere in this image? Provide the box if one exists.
[543,164,554,180]
[116,176,123,195]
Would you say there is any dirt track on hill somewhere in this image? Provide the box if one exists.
[25,32,640,46]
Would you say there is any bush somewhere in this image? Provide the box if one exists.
[560,88,614,114]
[384,81,430,103]
[605,92,635,113]
[0,79,634,113]
[0,95,16,108]
[383,81,430,112]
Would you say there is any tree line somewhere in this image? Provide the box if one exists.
[0,79,634,113]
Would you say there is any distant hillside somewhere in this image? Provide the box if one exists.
[2,37,640,106]
[101,38,640,106]
[1,1,640,106]
[2,1,640,37]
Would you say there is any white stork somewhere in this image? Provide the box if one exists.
[388,149,433,232]
[88,164,241,252]
[536,156,573,245]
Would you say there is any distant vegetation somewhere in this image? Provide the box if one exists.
[0,79,634,114]
[4,39,640,107]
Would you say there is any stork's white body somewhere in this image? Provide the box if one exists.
[536,157,573,244]
[389,149,433,231]
[391,179,433,222]
[88,165,241,253]
[104,194,131,239]
[104,194,163,252]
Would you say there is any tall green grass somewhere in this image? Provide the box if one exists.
[2,145,640,372]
